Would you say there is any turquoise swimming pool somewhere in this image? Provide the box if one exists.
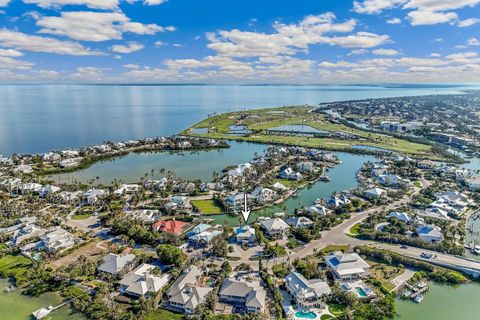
[295,311,317,319]
[355,287,368,297]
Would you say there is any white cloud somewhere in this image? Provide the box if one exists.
[71,67,108,81]
[144,0,167,5]
[0,0,10,7]
[154,40,167,47]
[458,18,480,27]
[372,48,401,55]
[0,56,33,69]
[407,10,457,26]
[348,49,369,55]
[353,0,406,14]
[23,0,119,9]
[0,29,102,55]
[112,41,144,53]
[123,64,140,69]
[0,48,23,57]
[386,17,402,24]
[429,53,441,57]
[466,37,480,46]
[206,13,389,58]
[354,0,480,26]
[36,11,175,42]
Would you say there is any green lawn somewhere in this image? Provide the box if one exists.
[0,254,33,279]
[184,106,439,159]
[329,303,346,317]
[71,213,92,220]
[349,223,361,235]
[191,199,224,215]
[321,245,350,254]
[143,309,184,320]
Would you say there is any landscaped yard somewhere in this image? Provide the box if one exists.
[0,254,32,280]
[349,223,361,235]
[191,199,224,215]
[143,309,184,320]
[71,213,93,220]
[321,244,350,254]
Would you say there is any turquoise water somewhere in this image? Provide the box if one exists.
[395,282,480,319]
[294,311,317,319]
[48,141,266,184]
[269,124,328,134]
[0,84,472,155]
[355,287,368,297]
[212,152,375,225]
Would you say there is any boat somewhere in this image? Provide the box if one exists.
[414,294,424,303]
[402,290,412,298]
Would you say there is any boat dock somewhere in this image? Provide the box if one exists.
[401,281,429,303]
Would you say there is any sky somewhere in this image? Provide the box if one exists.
[0,0,479,84]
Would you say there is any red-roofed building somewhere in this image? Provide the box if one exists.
[152,220,187,234]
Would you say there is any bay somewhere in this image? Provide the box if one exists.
[0,84,472,155]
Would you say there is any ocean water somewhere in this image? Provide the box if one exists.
[0,84,473,155]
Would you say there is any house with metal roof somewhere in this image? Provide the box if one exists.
[325,252,370,280]
[97,253,136,277]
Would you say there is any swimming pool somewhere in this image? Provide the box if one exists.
[355,287,368,297]
[294,311,317,319]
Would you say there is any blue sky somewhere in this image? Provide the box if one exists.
[0,0,479,83]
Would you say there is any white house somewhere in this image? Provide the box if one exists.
[285,216,314,229]
[119,264,170,298]
[235,225,256,246]
[325,252,370,280]
[250,186,276,203]
[296,161,315,172]
[416,224,444,243]
[285,271,331,309]
[219,272,266,313]
[387,211,411,224]
[166,266,213,314]
[259,218,290,239]
[363,187,387,199]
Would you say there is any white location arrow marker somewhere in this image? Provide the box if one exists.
[241,192,250,223]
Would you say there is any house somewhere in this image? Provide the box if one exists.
[378,174,412,188]
[187,224,222,246]
[278,167,303,180]
[387,211,411,224]
[226,193,251,210]
[59,158,82,169]
[285,271,331,309]
[84,188,108,205]
[363,188,386,199]
[285,216,314,229]
[235,225,256,246]
[227,163,253,177]
[7,224,46,247]
[56,191,83,204]
[272,182,288,192]
[305,204,329,215]
[219,272,266,313]
[0,217,37,235]
[97,253,136,277]
[127,209,159,223]
[327,195,350,208]
[42,152,61,162]
[423,207,450,220]
[416,224,444,243]
[250,186,276,203]
[152,220,187,234]
[119,264,171,298]
[325,252,370,280]
[296,161,315,172]
[165,196,192,212]
[464,175,480,191]
[19,183,42,194]
[114,184,141,196]
[259,218,290,239]
[38,185,61,198]
[166,266,213,314]
[144,178,168,191]
[39,227,76,253]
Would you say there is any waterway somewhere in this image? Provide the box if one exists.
[395,282,480,319]
[47,141,266,184]
[0,278,85,320]
[211,151,376,226]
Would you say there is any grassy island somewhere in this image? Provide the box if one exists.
[183,106,440,159]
